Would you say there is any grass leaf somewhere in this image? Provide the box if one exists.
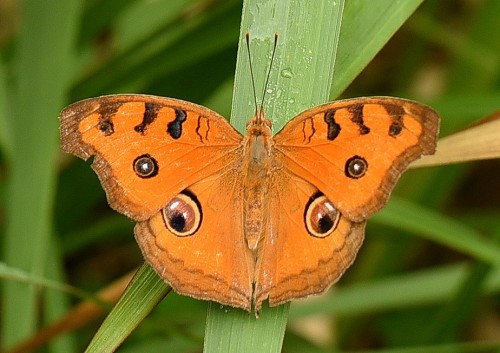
[84,264,170,353]
[331,0,424,98]
[375,197,500,265]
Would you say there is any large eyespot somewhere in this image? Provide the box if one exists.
[304,193,340,238]
[133,154,159,178]
[345,155,367,179]
[162,191,202,237]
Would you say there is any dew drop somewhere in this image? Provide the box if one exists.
[281,68,293,78]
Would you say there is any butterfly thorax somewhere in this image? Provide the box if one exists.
[242,116,273,251]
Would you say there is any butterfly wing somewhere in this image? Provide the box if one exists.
[254,97,439,308]
[272,97,439,222]
[60,94,243,221]
[254,173,365,309]
[135,169,255,310]
[61,94,254,309]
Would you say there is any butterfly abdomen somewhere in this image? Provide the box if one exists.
[242,119,273,251]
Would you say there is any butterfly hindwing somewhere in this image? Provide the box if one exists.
[134,170,255,310]
[254,173,365,310]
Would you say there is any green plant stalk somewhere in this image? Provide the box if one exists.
[230,0,344,133]
[0,262,111,308]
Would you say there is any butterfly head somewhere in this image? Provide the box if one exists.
[246,108,272,137]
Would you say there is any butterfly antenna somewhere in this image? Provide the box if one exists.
[259,33,278,120]
[245,32,260,119]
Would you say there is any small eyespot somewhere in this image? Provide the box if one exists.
[133,154,159,179]
[304,193,340,238]
[162,191,202,237]
[345,156,367,179]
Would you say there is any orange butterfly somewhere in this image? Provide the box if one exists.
[60,35,439,312]
[60,93,438,312]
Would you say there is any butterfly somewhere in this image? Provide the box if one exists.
[60,92,439,312]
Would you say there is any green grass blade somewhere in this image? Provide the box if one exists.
[290,262,500,318]
[1,0,81,348]
[331,0,424,97]
[230,0,344,132]
[204,0,344,352]
[204,302,289,353]
[84,263,170,353]
[0,262,110,307]
[375,197,500,265]
[422,262,492,344]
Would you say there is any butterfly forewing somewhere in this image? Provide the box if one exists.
[273,97,439,222]
[60,94,243,221]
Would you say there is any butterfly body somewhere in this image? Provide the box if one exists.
[242,115,274,251]
[60,94,439,312]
